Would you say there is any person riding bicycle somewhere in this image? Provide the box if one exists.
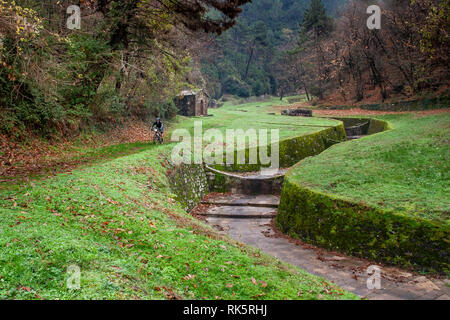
[151,117,164,135]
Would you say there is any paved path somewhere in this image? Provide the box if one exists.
[200,194,450,300]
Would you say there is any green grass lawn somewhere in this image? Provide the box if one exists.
[288,113,450,222]
[171,97,339,144]
[0,143,356,300]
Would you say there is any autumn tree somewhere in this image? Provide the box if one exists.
[287,0,450,104]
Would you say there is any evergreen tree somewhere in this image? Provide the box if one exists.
[302,0,333,37]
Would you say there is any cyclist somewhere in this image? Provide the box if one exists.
[151,117,164,143]
[151,117,164,133]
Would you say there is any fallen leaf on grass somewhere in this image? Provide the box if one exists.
[18,286,31,292]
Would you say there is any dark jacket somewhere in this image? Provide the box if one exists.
[151,121,164,133]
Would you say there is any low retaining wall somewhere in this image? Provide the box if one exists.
[205,165,284,195]
[319,96,450,111]
[168,164,209,212]
[214,123,347,173]
[276,179,449,273]
[328,117,392,136]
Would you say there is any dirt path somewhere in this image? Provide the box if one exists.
[196,194,450,300]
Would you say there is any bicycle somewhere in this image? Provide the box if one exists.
[152,128,164,144]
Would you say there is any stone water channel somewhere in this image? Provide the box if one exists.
[193,121,450,300]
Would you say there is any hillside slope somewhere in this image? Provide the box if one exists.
[0,143,356,300]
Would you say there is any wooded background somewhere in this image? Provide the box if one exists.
[1,0,448,139]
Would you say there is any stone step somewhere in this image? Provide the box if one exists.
[201,194,280,208]
[198,205,277,219]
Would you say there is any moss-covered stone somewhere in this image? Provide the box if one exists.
[206,166,284,195]
[168,164,208,212]
[324,117,391,136]
[367,118,392,135]
[207,170,233,193]
[214,123,347,172]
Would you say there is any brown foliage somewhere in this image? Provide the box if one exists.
[0,119,153,179]
[286,0,450,104]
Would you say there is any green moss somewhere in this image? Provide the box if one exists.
[277,178,449,273]
[367,119,392,135]
[208,172,232,193]
[168,164,208,211]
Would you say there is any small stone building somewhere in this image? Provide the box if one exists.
[174,89,209,117]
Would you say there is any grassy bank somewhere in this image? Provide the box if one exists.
[289,114,449,221]
[0,143,356,300]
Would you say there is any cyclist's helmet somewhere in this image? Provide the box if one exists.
[156,117,161,121]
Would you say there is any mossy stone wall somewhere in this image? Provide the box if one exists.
[327,117,392,136]
[319,96,450,111]
[276,179,449,273]
[214,124,347,172]
[206,166,284,195]
[168,164,208,212]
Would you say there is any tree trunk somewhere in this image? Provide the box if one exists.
[244,41,256,80]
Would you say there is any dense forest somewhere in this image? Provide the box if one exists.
[202,0,449,101]
[277,0,450,104]
[0,0,449,139]
[0,0,250,138]
[200,0,346,98]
